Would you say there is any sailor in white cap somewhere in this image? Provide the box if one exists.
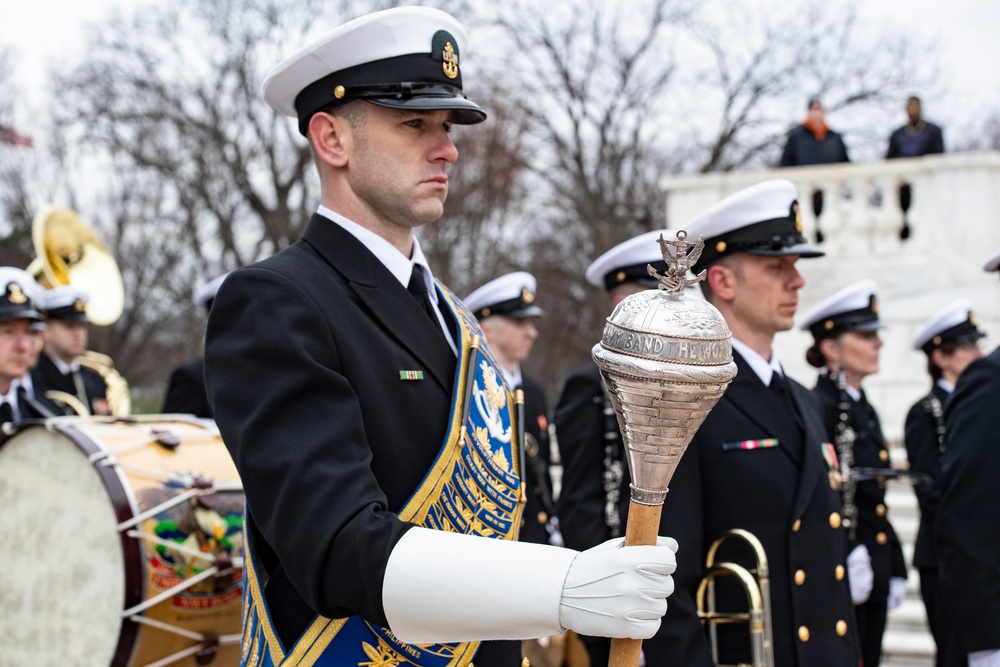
[903,299,986,664]
[553,228,673,667]
[464,272,558,548]
[30,284,111,416]
[0,268,59,422]
[162,273,231,418]
[936,256,1000,667]
[205,9,676,667]
[644,181,864,666]
[799,280,906,667]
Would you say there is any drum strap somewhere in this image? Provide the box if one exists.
[238,283,524,667]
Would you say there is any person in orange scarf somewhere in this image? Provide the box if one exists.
[780,97,851,167]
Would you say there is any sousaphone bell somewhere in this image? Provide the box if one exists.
[27,206,125,326]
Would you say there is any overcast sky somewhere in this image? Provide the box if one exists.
[4,0,999,147]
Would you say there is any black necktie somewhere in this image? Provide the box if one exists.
[769,372,784,393]
[0,401,12,424]
[408,264,441,328]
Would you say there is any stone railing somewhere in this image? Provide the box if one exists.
[660,152,1000,443]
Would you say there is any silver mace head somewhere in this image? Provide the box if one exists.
[592,231,738,506]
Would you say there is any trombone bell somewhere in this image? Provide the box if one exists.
[696,529,775,667]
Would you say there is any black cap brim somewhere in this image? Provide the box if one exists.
[505,305,545,319]
[0,306,42,322]
[369,94,486,124]
[746,241,825,259]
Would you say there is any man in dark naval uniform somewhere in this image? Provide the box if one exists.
[886,96,945,159]
[799,280,908,667]
[0,268,60,422]
[554,228,671,667]
[937,252,1000,667]
[204,8,677,667]
[654,180,861,665]
[906,299,986,667]
[464,271,558,545]
[31,284,109,416]
[162,272,228,418]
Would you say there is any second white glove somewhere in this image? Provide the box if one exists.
[847,544,873,605]
[887,576,907,610]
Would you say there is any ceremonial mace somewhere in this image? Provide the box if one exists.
[592,231,738,667]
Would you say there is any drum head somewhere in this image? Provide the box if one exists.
[0,426,129,666]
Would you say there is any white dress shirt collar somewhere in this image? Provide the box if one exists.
[318,205,438,302]
[731,337,783,386]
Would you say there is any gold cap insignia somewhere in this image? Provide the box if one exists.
[971,312,979,326]
[521,287,535,304]
[432,30,460,80]
[481,307,491,317]
[716,240,727,253]
[870,295,878,314]
[7,284,26,304]
[793,202,803,233]
[442,41,459,79]
[932,335,942,346]
[74,298,86,312]
[333,85,346,99]
[824,320,834,331]
[615,271,626,283]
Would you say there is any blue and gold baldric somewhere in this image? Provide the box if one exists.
[239,283,524,667]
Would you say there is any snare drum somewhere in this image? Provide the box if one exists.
[0,416,245,667]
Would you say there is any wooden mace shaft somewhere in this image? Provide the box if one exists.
[608,499,664,667]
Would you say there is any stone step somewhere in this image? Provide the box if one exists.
[889,598,929,629]
[882,626,936,665]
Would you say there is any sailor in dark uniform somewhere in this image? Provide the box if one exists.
[162,273,229,418]
[0,268,59,423]
[204,8,677,667]
[937,252,1000,667]
[554,228,671,667]
[464,271,558,545]
[799,279,908,667]
[30,285,109,416]
[905,300,986,667]
[650,180,861,665]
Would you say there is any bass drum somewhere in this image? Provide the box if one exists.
[0,416,244,667]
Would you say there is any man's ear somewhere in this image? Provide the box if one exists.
[309,112,350,168]
[706,264,735,302]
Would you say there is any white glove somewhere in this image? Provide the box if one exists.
[969,649,1000,667]
[559,536,678,640]
[887,576,906,610]
[382,527,676,644]
[847,544,873,605]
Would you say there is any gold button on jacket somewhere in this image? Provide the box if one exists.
[798,626,810,642]
[829,512,841,529]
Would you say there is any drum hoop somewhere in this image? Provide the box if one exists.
[10,420,146,667]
